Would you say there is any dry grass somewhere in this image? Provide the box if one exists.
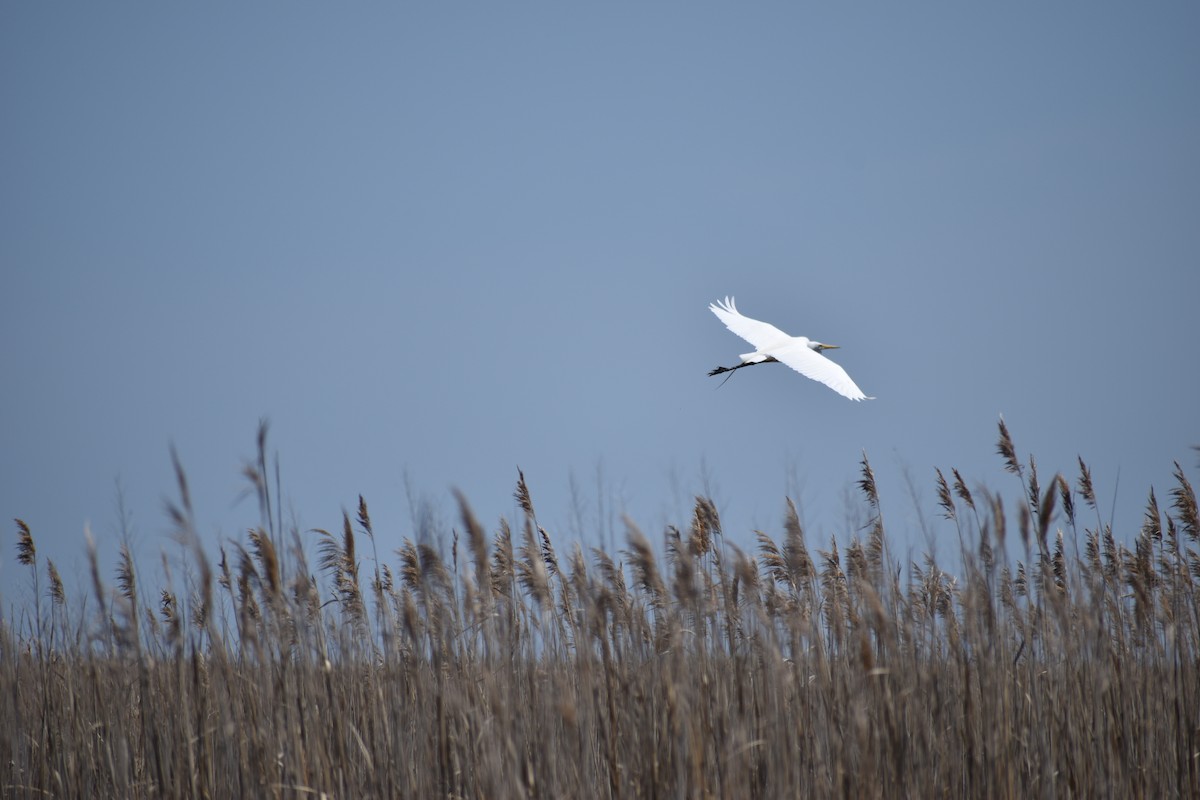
[3,420,1198,799]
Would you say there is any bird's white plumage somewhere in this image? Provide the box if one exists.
[768,345,869,401]
[709,296,873,401]
[708,297,792,351]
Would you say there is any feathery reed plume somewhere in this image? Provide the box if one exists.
[782,497,815,590]
[15,518,36,566]
[341,511,359,586]
[819,537,851,634]
[169,444,193,519]
[1084,529,1102,576]
[1129,529,1157,628]
[567,542,589,605]
[846,539,869,582]
[217,545,232,592]
[1036,476,1058,553]
[255,419,270,489]
[316,524,345,584]
[1102,526,1119,580]
[240,450,266,520]
[1052,531,1067,594]
[731,544,760,600]
[667,525,697,606]
[625,523,667,610]
[664,523,681,570]
[859,453,886,585]
[935,469,955,520]
[593,547,628,608]
[236,547,262,638]
[689,496,720,558]
[858,451,879,509]
[1162,516,1180,581]
[951,469,976,511]
[1013,561,1028,599]
[116,543,137,603]
[357,494,373,539]
[454,490,492,612]
[517,518,551,610]
[998,564,1017,616]
[248,528,280,600]
[46,560,65,606]
[417,542,452,598]
[518,534,549,609]
[987,490,1007,551]
[1077,457,1096,508]
[191,590,211,644]
[996,416,1020,475]
[540,528,559,578]
[356,495,385,603]
[83,525,106,644]
[396,539,421,594]
[978,515,995,575]
[1142,489,1162,543]
[160,590,181,647]
[315,513,366,630]
[13,519,45,644]
[490,519,515,600]
[515,467,536,518]
[1026,456,1040,519]
[552,538,578,629]
[1170,462,1198,544]
[1057,474,1075,528]
[396,585,421,650]
[757,530,786,586]
[235,542,260,587]
[1017,503,1030,553]
[912,557,953,620]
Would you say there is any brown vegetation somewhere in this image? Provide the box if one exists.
[3,421,1198,798]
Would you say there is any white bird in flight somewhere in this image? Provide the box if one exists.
[708,296,874,401]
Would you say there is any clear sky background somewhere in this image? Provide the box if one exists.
[3,3,1198,604]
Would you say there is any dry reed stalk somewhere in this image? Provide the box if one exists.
[4,425,1199,799]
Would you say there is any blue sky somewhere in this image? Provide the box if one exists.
[3,3,1198,603]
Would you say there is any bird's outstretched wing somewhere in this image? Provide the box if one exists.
[708,296,790,349]
[772,346,872,401]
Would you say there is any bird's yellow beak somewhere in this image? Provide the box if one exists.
[818,343,839,351]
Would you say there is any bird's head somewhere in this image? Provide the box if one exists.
[812,342,839,353]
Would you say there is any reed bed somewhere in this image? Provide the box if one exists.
[3,420,1198,799]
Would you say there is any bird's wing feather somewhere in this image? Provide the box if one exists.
[708,296,790,349]
[771,344,871,401]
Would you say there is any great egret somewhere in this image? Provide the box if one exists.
[708,296,874,401]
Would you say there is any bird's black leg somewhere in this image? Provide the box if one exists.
[708,360,751,388]
[708,356,777,378]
